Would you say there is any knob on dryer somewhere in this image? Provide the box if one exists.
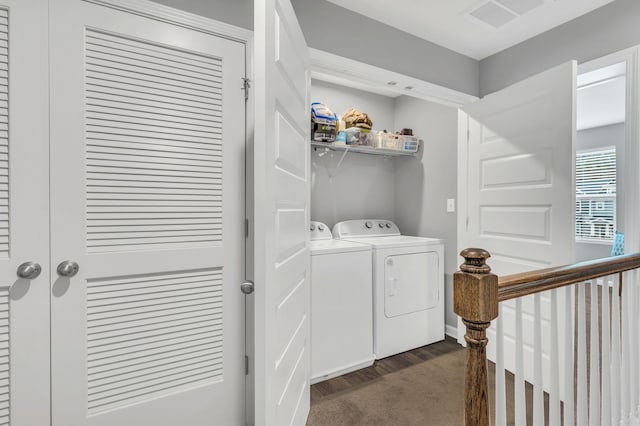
[365,221,373,229]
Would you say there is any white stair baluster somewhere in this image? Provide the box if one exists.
[589,281,601,426]
[630,270,639,419]
[601,276,611,426]
[611,275,621,425]
[533,293,544,426]
[515,298,526,426]
[549,289,561,426]
[564,285,575,426]
[621,272,630,423]
[495,306,507,426]
[577,282,588,425]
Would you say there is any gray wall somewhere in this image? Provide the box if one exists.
[310,81,397,228]
[575,123,626,261]
[290,1,479,97]
[150,0,479,97]
[309,84,460,332]
[392,96,459,332]
[480,0,640,96]
[151,0,252,29]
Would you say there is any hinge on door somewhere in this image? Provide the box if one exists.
[466,216,469,231]
[241,77,251,102]
[245,355,249,375]
[245,218,249,238]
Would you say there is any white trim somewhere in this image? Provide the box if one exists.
[579,46,640,253]
[310,48,479,108]
[456,109,469,347]
[578,45,639,74]
[83,0,253,43]
[445,324,458,339]
[244,34,256,426]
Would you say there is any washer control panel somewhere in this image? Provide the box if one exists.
[310,221,332,240]
[332,220,401,238]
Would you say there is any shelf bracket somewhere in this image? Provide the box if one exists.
[329,146,350,178]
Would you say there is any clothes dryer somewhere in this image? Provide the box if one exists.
[309,221,374,383]
[333,220,444,359]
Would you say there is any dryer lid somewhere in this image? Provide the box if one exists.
[343,235,443,249]
[310,239,371,255]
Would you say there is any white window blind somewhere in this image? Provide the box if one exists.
[575,147,616,242]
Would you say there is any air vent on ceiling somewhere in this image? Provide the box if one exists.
[469,2,517,28]
[467,0,550,29]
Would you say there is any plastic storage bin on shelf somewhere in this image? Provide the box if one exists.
[344,127,374,147]
[374,133,420,153]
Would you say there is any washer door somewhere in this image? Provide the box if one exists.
[384,251,439,318]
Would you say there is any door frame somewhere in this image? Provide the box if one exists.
[70,0,254,420]
[578,46,640,254]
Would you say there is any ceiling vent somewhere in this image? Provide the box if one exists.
[467,0,550,29]
[495,0,545,15]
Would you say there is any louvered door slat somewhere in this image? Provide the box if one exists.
[88,131,222,152]
[87,269,224,414]
[87,95,222,120]
[86,31,223,68]
[86,31,225,257]
[87,104,222,128]
[86,70,222,100]
[87,111,222,134]
[0,8,7,259]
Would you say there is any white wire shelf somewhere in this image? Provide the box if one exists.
[311,141,417,157]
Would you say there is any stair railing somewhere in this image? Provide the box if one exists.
[454,248,640,425]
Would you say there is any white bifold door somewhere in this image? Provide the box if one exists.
[253,0,312,425]
[0,0,249,424]
[458,61,577,388]
[0,1,51,425]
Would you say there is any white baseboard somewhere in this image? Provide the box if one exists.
[445,324,457,339]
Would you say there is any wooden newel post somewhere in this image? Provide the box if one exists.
[454,248,499,426]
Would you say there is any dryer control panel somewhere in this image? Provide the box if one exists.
[310,221,332,241]
[332,220,401,238]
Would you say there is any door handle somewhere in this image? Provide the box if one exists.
[240,280,254,295]
[56,260,79,278]
[16,261,42,280]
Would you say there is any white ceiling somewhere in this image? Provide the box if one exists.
[327,0,617,60]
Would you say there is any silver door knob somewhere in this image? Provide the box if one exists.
[16,262,42,280]
[57,260,79,278]
[240,280,254,295]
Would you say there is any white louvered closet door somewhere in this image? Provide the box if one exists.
[0,1,51,426]
[49,1,246,425]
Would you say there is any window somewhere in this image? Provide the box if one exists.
[575,147,616,242]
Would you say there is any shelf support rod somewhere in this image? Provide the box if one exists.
[329,146,350,178]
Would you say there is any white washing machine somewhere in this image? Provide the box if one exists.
[332,219,444,359]
[309,221,374,384]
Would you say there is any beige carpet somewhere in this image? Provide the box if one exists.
[307,344,543,426]
[307,348,467,425]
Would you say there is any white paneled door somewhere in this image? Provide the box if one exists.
[0,1,51,426]
[50,1,246,425]
[458,61,577,388]
[254,0,311,425]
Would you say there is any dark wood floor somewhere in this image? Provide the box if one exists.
[311,336,463,402]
